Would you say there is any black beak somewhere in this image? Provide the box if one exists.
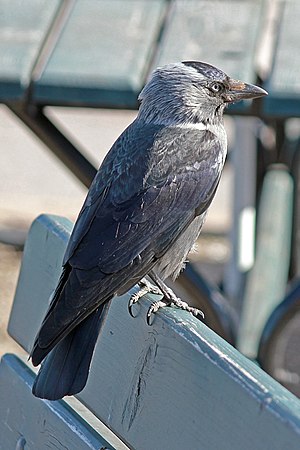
[225,78,268,103]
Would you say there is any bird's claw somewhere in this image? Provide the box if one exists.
[128,279,161,317]
[129,278,204,325]
[170,297,205,320]
[147,300,169,325]
[146,297,204,325]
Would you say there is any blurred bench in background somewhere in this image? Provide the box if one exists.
[0,0,267,186]
[1,214,300,449]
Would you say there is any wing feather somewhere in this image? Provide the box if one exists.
[33,122,225,357]
[67,125,225,273]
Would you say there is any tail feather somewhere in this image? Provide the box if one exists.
[31,265,107,367]
[32,305,104,400]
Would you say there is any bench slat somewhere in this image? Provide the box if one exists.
[0,354,112,449]
[8,214,300,450]
[0,0,61,100]
[33,0,166,108]
[264,0,300,117]
[154,0,265,113]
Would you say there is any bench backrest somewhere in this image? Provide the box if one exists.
[2,214,300,449]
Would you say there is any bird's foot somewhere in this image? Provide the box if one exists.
[129,275,204,325]
[128,278,161,317]
[170,297,205,320]
[147,286,204,325]
[147,300,170,325]
[147,271,205,324]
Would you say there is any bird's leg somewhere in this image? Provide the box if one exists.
[128,277,162,317]
[147,270,204,324]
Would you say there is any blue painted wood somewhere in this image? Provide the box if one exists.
[0,0,61,101]
[154,0,265,113]
[264,0,300,117]
[0,354,113,449]
[33,0,166,108]
[8,214,300,450]
[8,214,73,351]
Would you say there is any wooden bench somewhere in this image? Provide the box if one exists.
[0,0,266,187]
[2,2,300,445]
[1,214,300,449]
[263,0,300,118]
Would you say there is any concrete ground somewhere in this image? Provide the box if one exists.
[0,104,232,356]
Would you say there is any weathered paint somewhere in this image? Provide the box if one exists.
[6,214,300,450]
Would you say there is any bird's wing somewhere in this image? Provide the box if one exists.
[62,120,163,265]
[65,123,224,275]
[32,123,224,357]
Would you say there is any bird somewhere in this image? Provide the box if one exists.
[30,61,267,400]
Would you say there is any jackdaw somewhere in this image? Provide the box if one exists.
[31,61,267,400]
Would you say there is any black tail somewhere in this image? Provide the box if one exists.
[32,305,104,400]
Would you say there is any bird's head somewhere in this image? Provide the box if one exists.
[138,61,267,126]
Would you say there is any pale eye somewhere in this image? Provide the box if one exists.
[209,82,224,94]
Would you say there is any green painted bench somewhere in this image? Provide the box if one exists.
[1,214,300,449]
[2,3,300,444]
[263,0,300,118]
[0,0,266,187]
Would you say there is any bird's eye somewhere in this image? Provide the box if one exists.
[209,82,224,94]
